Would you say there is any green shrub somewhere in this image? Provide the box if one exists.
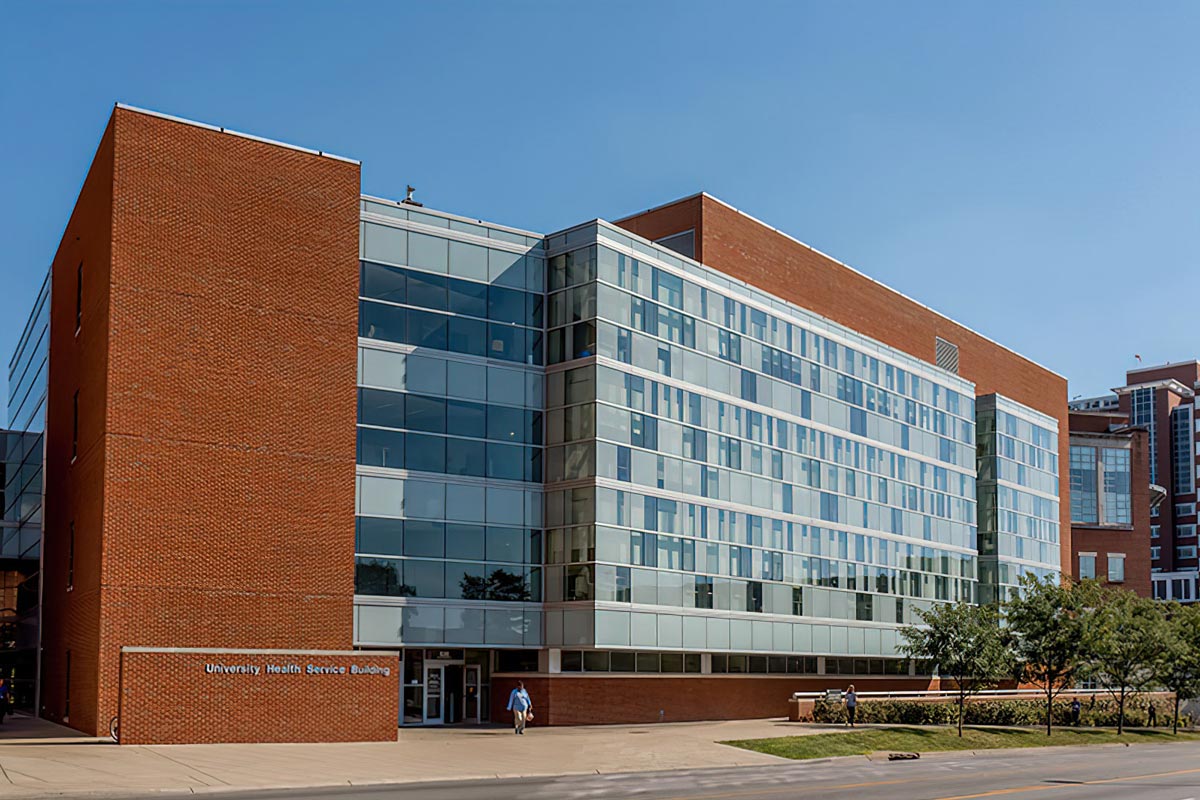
[807,695,1188,729]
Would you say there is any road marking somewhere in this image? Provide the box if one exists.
[931,766,1200,800]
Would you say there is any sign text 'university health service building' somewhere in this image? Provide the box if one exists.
[19,106,1068,743]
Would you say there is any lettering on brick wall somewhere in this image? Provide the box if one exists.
[203,662,392,677]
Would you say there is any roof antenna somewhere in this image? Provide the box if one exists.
[401,185,423,207]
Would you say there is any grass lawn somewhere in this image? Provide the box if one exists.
[725,726,1200,760]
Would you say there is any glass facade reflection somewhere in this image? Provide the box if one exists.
[4,271,49,709]
[351,200,1061,722]
[976,395,1060,604]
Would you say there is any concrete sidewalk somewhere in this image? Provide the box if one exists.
[0,714,816,797]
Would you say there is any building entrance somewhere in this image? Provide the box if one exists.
[400,649,488,726]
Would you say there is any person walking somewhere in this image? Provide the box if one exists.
[1071,698,1081,727]
[844,685,858,727]
[507,681,533,735]
[1148,702,1158,728]
[0,677,10,725]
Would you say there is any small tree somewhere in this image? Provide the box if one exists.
[901,600,1010,736]
[1157,602,1200,734]
[1082,587,1165,734]
[1005,574,1090,736]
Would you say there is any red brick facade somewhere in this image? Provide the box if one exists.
[39,106,369,741]
[118,649,398,744]
[491,674,937,726]
[617,195,1071,565]
[1068,414,1153,597]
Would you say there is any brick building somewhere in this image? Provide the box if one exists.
[12,105,1068,742]
[1065,410,1159,596]
[1071,361,1200,602]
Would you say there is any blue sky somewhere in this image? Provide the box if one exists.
[3,1,1198,402]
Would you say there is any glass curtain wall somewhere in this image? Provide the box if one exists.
[4,271,49,709]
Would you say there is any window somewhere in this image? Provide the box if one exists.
[1178,525,1197,539]
[1174,406,1195,495]
[1130,387,1156,485]
[67,522,75,589]
[1178,545,1198,560]
[75,261,83,332]
[1176,503,1196,518]
[1078,554,1096,580]
[1152,525,1161,539]
[1069,446,1098,524]
[1151,546,1161,560]
[1102,448,1131,525]
[1107,554,1125,583]
[71,390,79,461]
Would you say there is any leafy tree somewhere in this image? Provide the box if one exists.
[901,600,1010,736]
[459,569,531,601]
[1081,587,1166,734]
[1005,574,1090,735]
[1157,602,1200,735]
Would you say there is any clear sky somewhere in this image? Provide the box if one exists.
[3,1,1198,403]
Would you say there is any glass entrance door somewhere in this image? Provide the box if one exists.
[423,664,444,724]
[464,665,481,723]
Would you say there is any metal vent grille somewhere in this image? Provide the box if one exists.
[935,337,960,374]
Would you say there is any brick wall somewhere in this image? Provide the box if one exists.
[616,194,1071,566]
[491,674,936,726]
[1070,428,1153,597]
[118,649,398,744]
[40,106,362,736]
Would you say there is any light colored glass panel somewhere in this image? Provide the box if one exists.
[401,606,445,644]
[562,608,594,646]
[446,484,485,522]
[631,612,657,647]
[409,232,449,272]
[360,348,407,392]
[682,615,707,649]
[444,608,485,645]
[449,241,488,282]
[405,354,447,395]
[359,476,404,518]
[596,610,631,647]
[488,367,525,406]
[447,361,487,401]
[363,222,408,266]
[729,619,753,651]
[355,604,403,644]
[751,620,773,651]
[406,480,446,519]
[489,249,525,288]
[657,614,683,648]
[706,617,730,649]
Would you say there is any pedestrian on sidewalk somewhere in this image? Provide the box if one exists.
[844,685,858,728]
[507,681,533,735]
[0,677,10,725]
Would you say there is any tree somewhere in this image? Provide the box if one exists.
[1081,587,1166,734]
[901,600,1010,736]
[1005,574,1090,736]
[459,569,531,601]
[1156,602,1200,735]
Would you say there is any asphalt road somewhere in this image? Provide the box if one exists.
[67,741,1200,800]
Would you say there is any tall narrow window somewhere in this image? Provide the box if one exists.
[71,391,79,460]
[67,522,75,589]
[65,650,72,718]
[75,261,83,332]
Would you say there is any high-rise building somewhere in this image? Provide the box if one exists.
[16,105,1068,742]
[1072,361,1200,602]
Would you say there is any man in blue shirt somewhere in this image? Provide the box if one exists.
[507,681,532,734]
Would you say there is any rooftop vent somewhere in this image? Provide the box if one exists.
[401,185,423,207]
[935,337,960,374]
